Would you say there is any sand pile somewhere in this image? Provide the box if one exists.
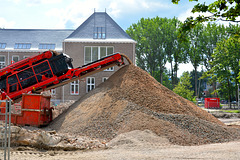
[48,65,240,145]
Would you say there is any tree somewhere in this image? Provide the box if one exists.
[199,23,228,96]
[206,35,240,108]
[126,17,185,85]
[154,69,172,89]
[172,0,240,33]
[173,71,195,101]
[187,23,204,97]
[201,23,227,71]
[164,18,189,87]
[126,17,164,78]
[190,69,208,98]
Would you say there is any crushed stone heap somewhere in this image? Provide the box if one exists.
[48,65,240,145]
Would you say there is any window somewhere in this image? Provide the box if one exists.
[84,46,114,65]
[102,77,108,82]
[39,44,55,50]
[12,55,19,62]
[86,77,95,93]
[104,47,114,71]
[70,80,79,95]
[105,66,114,71]
[14,43,31,49]
[93,27,106,39]
[51,89,56,95]
[23,56,30,59]
[92,47,98,62]
[0,43,6,49]
[0,56,5,69]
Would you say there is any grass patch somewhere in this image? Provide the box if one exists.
[221,110,240,113]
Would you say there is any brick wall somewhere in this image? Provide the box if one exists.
[58,41,135,101]
[0,42,135,102]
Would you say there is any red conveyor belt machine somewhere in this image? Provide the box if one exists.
[0,50,131,126]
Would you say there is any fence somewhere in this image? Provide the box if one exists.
[0,100,11,160]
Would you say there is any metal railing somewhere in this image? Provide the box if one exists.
[0,100,11,160]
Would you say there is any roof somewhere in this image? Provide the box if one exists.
[0,29,74,51]
[65,12,135,43]
[0,12,135,51]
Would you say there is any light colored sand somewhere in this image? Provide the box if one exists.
[4,140,240,160]
[3,130,240,160]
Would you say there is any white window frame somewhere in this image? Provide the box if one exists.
[0,43,6,49]
[51,88,56,95]
[102,77,108,82]
[86,77,95,93]
[84,46,114,65]
[93,27,106,39]
[14,43,31,49]
[39,43,56,50]
[70,80,79,95]
[12,55,19,62]
[0,55,6,69]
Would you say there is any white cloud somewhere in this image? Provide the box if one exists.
[26,0,62,6]
[46,0,172,29]
[178,8,212,22]
[46,0,100,28]
[178,7,240,27]
[8,0,62,5]
[8,0,21,3]
[0,17,15,28]
[108,0,171,18]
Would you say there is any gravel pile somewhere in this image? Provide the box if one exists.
[48,65,240,145]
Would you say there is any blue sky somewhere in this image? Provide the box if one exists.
[0,0,216,76]
[0,0,215,30]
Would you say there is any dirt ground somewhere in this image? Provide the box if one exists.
[3,65,240,159]
[4,139,240,160]
[1,124,239,160]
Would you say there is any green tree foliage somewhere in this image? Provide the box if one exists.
[164,18,189,87]
[172,0,240,34]
[126,17,164,78]
[126,13,240,103]
[153,69,172,89]
[126,17,186,87]
[187,23,204,97]
[190,69,208,98]
[201,23,227,71]
[205,35,240,107]
[173,71,195,101]
[200,23,228,96]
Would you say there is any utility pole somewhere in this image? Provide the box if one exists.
[238,84,239,109]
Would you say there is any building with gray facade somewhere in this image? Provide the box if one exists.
[0,12,136,102]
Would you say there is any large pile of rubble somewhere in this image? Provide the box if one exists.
[48,65,240,145]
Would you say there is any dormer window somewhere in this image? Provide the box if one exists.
[14,43,31,49]
[0,43,6,49]
[39,43,55,49]
[94,27,106,39]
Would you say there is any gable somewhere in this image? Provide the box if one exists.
[65,12,135,43]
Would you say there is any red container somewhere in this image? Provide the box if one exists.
[204,98,220,108]
[11,93,52,126]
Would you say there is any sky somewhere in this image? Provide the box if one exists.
[0,0,216,76]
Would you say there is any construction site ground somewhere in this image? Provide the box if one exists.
[6,127,240,160]
[3,113,240,160]
[3,65,240,160]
